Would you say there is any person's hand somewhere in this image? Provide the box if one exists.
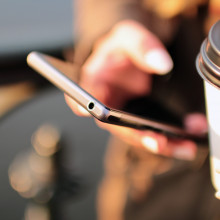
[65,20,206,160]
[66,20,173,112]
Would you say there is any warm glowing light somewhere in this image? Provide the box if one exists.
[25,204,50,220]
[28,153,54,182]
[31,124,60,156]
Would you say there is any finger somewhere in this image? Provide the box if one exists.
[97,120,167,152]
[108,20,173,75]
[97,121,197,160]
[164,139,197,161]
[64,94,91,117]
[80,55,152,108]
[184,113,208,134]
[142,134,197,160]
[84,52,152,94]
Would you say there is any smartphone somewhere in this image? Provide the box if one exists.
[27,51,207,141]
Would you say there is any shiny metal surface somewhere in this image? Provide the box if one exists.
[196,20,220,88]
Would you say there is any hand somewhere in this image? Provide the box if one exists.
[96,112,207,160]
[66,20,173,112]
[65,20,206,160]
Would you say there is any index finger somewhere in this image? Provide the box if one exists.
[96,121,197,160]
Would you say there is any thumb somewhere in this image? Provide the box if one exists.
[111,20,173,75]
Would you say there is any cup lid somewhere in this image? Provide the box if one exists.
[196,20,220,88]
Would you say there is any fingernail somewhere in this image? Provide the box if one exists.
[144,49,173,75]
[173,147,195,160]
[215,191,220,200]
[141,136,158,153]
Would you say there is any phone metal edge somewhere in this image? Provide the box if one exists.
[27,51,109,120]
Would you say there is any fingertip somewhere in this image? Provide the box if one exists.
[172,141,197,161]
[184,113,208,134]
[172,147,196,161]
[76,104,91,116]
[144,49,173,75]
[64,94,90,117]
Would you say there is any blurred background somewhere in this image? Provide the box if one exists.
[0,1,109,219]
[0,0,73,112]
